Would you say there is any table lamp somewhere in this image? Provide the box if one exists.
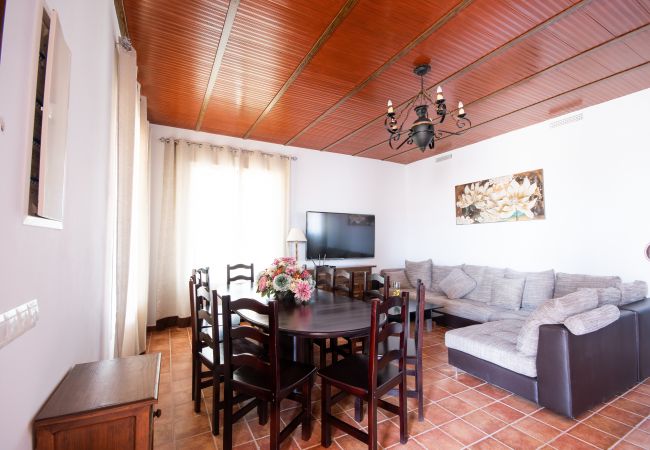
[286,228,307,260]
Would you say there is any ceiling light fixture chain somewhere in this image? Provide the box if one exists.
[385,64,471,152]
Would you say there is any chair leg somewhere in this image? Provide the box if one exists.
[270,399,281,450]
[416,357,424,422]
[223,380,233,450]
[212,377,220,435]
[257,400,268,425]
[301,375,313,441]
[321,381,332,447]
[354,397,363,422]
[368,397,378,450]
[191,356,196,401]
[320,341,327,368]
[399,376,408,445]
[193,361,202,413]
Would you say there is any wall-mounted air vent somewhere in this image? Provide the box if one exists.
[435,153,453,163]
[549,113,583,129]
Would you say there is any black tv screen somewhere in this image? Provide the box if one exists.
[306,211,375,259]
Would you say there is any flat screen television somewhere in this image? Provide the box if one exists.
[306,211,375,259]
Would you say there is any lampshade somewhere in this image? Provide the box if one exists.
[286,227,307,242]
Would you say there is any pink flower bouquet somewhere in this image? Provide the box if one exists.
[256,257,315,303]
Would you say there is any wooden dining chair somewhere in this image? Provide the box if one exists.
[333,269,354,297]
[222,296,317,450]
[364,273,390,300]
[319,293,409,449]
[382,280,427,421]
[315,265,335,291]
[189,269,209,402]
[333,270,365,357]
[193,288,263,434]
[227,263,254,287]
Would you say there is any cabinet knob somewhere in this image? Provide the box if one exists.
[153,409,162,418]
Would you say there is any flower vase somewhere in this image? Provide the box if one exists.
[275,290,295,304]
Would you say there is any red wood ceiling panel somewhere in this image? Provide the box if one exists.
[199,0,347,137]
[291,0,574,151]
[123,0,229,129]
[584,0,650,35]
[323,0,650,158]
[245,0,461,144]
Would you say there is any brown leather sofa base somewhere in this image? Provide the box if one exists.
[619,298,650,381]
[448,348,538,403]
[448,310,638,418]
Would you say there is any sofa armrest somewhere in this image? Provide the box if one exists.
[620,298,650,380]
[536,310,638,418]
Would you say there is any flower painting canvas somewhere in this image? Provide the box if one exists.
[455,169,545,225]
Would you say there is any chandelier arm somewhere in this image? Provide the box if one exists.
[395,96,418,122]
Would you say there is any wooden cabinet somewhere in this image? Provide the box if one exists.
[309,264,375,298]
[34,353,161,450]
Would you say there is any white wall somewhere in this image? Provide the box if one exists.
[148,124,407,324]
[0,1,117,448]
[404,88,650,285]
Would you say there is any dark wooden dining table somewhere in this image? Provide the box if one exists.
[221,283,375,363]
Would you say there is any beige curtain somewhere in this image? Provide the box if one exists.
[152,143,290,320]
[112,44,150,357]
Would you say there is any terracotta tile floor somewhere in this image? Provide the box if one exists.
[147,326,650,449]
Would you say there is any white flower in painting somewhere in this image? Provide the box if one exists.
[504,177,538,219]
[456,182,491,210]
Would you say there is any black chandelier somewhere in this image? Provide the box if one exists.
[385,64,471,152]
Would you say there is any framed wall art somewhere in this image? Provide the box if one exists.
[455,169,545,225]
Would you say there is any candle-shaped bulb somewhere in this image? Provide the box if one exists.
[458,101,465,117]
[436,85,444,102]
[387,99,394,115]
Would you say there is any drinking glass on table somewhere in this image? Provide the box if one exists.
[392,281,401,297]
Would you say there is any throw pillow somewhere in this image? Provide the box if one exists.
[516,290,598,356]
[505,268,555,311]
[430,264,464,295]
[439,268,476,300]
[489,277,525,311]
[516,299,557,356]
[405,259,433,289]
[464,265,506,303]
[554,272,621,298]
[578,287,621,306]
[564,305,620,336]
[550,289,599,321]
[620,281,648,305]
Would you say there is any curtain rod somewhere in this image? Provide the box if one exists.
[158,137,298,161]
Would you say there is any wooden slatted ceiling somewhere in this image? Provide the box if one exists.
[122,0,650,164]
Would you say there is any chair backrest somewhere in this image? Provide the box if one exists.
[413,280,426,350]
[364,273,390,300]
[193,285,220,364]
[189,273,199,355]
[196,267,210,288]
[333,269,354,297]
[227,263,254,287]
[315,265,335,291]
[368,292,408,390]
[222,295,279,392]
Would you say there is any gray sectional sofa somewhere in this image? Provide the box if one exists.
[381,260,649,418]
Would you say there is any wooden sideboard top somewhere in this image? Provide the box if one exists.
[35,353,161,422]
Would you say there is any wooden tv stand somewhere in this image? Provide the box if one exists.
[308,264,375,298]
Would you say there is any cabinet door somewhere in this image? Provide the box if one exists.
[38,9,70,221]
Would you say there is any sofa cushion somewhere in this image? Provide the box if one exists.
[516,290,598,356]
[564,305,620,336]
[578,287,621,306]
[489,277,525,311]
[463,265,506,303]
[439,268,476,300]
[489,308,532,321]
[430,264,464,295]
[554,272,621,298]
[441,299,494,322]
[382,269,413,289]
[505,268,555,311]
[405,259,433,289]
[620,281,648,305]
[445,319,536,377]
